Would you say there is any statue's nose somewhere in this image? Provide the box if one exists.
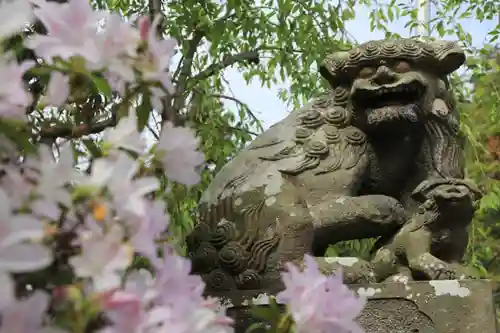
[372,66,396,85]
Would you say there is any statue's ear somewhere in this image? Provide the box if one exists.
[431,98,450,118]
[429,40,466,76]
[319,51,350,87]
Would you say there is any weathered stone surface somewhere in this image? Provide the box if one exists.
[213,279,497,333]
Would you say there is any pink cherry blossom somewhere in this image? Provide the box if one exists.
[0,56,34,120]
[149,86,166,112]
[136,16,150,41]
[69,224,133,292]
[101,289,144,332]
[153,246,206,310]
[31,145,80,208]
[0,189,53,273]
[0,272,14,310]
[93,13,139,85]
[277,254,366,333]
[26,0,105,63]
[85,152,159,217]
[156,122,205,186]
[0,290,67,333]
[141,15,176,94]
[102,108,146,154]
[0,0,35,40]
[129,200,169,265]
[101,248,234,333]
[100,270,169,333]
[0,164,34,209]
[43,71,70,106]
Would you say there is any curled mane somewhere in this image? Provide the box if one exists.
[421,79,465,179]
[258,93,368,176]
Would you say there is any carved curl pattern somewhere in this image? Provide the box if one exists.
[235,269,262,290]
[210,219,238,248]
[218,241,250,274]
[322,125,341,144]
[190,242,219,273]
[301,109,324,129]
[332,86,350,106]
[322,106,350,127]
[259,146,298,161]
[204,269,236,291]
[305,140,329,157]
[294,127,313,144]
[320,38,465,86]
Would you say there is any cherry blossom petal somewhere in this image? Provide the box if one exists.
[0,272,14,309]
[0,0,34,39]
[2,215,45,246]
[44,71,70,106]
[0,243,52,273]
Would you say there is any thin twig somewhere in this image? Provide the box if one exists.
[190,51,260,83]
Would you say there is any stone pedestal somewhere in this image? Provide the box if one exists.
[213,280,497,333]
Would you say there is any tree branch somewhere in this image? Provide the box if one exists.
[191,51,260,83]
[38,117,116,139]
[148,0,163,35]
[162,30,205,127]
[206,93,261,128]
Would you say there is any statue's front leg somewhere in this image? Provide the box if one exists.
[309,194,409,256]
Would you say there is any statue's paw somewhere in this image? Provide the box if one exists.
[409,254,454,280]
[316,256,377,283]
[345,271,377,284]
[383,266,414,284]
[446,263,478,280]
[423,261,468,280]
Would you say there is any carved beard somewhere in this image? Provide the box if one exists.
[365,104,420,126]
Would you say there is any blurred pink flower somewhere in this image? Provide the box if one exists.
[277,254,366,333]
[43,71,70,106]
[129,200,169,265]
[157,122,205,186]
[0,290,67,333]
[26,0,105,63]
[69,224,133,292]
[0,164,34,209]
[136,16,150,41]
[153,246,205,309]
[0,189,52,273]
[93,13,139,86]
[141,15,176,94]
[0,0,35,40]
[101,249,234,333]
[0,272,14,310]
[0,56,34,120]
[102,108,146,154]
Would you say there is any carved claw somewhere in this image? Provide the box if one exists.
[383,266,414,284]
[408,253,451,280]
[408,253,473,280]
[411,178,482,203]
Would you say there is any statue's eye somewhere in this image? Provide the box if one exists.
[393,61,411,73]
[358,67,376,78]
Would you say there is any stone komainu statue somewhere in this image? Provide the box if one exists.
[186,38,481,293]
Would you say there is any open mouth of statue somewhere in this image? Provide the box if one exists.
[353,82,425,109]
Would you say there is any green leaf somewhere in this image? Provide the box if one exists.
[244,322,269,333]
[137,91,153,132]
[251,306,279,321]
[0,120,36,155]
[82,138,103,158]
[90,74,112,99]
